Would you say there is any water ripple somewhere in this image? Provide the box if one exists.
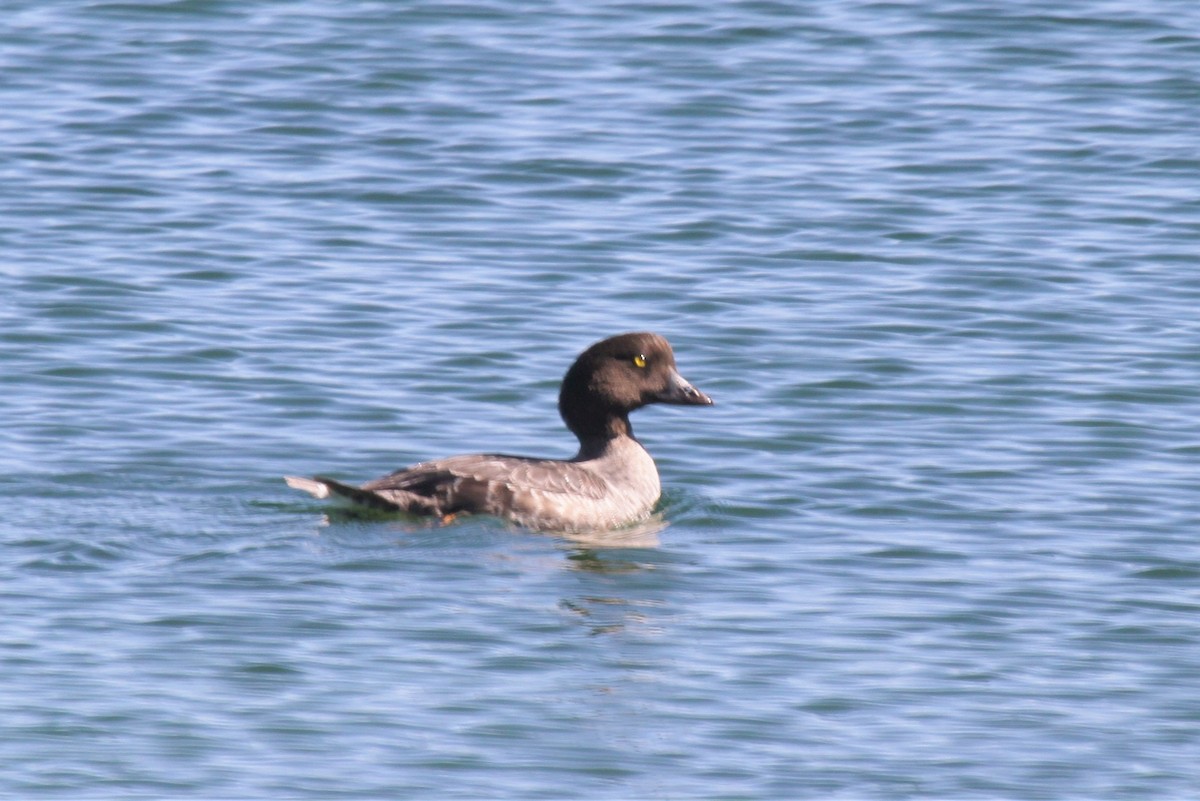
[4,0,1200,798]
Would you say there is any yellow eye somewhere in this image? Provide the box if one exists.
[632,354,647,368]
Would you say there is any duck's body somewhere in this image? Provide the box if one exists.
[288,436,661,532]
[285,332,711,532]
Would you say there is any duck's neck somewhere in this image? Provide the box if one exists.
[570,413,636,460]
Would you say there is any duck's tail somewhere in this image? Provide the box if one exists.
[284,475,409,513]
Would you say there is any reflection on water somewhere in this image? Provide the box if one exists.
[560,520,673,637]
[559,515,666,549]
[564,549,655,575]
[560,596,663,637]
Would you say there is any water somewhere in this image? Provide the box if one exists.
[3,1,1200,797]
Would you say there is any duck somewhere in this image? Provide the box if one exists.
[284,332,712,532]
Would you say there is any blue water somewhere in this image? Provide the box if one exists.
[4,1,1200,797]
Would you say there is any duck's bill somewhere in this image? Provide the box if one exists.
[655,369,713,405]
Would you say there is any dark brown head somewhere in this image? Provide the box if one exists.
[558,332,712,442]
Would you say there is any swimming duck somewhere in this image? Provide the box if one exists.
[284,332,712,532]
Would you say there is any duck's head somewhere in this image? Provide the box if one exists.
[559,332,712,440]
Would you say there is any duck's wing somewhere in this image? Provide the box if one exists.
[287,454,608,519]
[362,453,609,516]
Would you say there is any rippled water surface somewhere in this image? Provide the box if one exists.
[4,1,1200,798]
